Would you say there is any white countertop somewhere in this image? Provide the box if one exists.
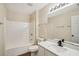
[38,41,79,56]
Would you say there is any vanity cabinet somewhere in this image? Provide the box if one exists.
[44,49,57,56]
[37,46,44,56]
[37,45,57,56]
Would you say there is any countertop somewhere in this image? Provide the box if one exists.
[38,41,79,56]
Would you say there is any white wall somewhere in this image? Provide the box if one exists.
[0,18,4,55]
[39,4,49,39]
[5,21,30,50]
[0,4,6,56]
[7,10,30,22]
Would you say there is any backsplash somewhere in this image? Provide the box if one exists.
[64,41,79,51]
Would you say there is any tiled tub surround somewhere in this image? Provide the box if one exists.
[38,39,79,56]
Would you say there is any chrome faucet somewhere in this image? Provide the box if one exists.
[57,39,64,47]
[57,40,63,47]
[61,39,64,42]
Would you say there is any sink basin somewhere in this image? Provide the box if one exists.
[45,41,67,53]
[39,40,79,56]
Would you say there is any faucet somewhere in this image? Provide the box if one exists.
[61,39,64,42]
[57,39,64,47]
[57,40,63,47]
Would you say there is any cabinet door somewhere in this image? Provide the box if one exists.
[37,46,44,56]
[45,49,57,56]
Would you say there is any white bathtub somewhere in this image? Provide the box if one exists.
[5,46,30,56]
[5,44,38,56]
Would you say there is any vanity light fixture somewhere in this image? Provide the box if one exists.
[50,3,69,13]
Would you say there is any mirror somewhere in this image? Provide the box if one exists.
[47,3,79,44]
[38,3,79,44]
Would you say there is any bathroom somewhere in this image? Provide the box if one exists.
[0,3,79,56]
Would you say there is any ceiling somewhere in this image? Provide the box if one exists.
[5,3,48,15]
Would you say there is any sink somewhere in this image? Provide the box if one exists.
[39,40,79,56]
[45,41,67,53]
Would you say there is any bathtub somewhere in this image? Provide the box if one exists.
[5,44,38,56]
[5,46,30,56]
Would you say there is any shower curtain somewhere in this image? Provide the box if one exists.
[4,20,31,55]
